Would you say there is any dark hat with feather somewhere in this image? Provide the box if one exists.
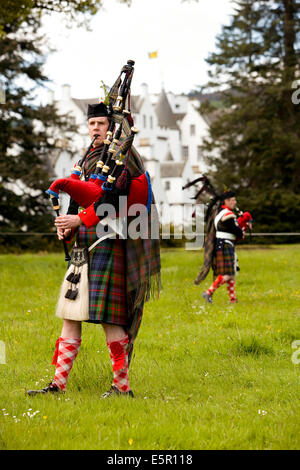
[220,190,235,200]
[87,102,109,119]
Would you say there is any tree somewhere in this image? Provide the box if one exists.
[0,0,132,35]
[0,0,132,251]
[199,0,300,235]
[0,16,77,251]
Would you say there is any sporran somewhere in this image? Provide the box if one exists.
[56,246,89,321]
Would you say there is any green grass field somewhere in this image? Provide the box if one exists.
[0,245,299,450]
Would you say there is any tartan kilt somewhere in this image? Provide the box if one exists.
[76,224,128,326]
[212,241,235,277]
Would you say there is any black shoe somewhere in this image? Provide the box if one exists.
[202,292,213,304]
[101,385,134,399]
[26,382,63,396]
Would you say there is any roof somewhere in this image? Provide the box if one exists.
[130,95,144,113]
[155,88,179,130]
[202,109,222,126]
[72,98,99,115]
[165,151,174,161]
[174,112,185,122]
[160,161,185,178]
[73,96,143,116]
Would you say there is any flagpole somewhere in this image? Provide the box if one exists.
[148,50,164,90]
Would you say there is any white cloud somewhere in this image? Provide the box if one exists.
[41,0,234,100]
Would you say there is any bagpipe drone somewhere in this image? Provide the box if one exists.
[182,175,253,235]
[46,60,138,261]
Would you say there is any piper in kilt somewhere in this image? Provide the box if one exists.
[27,102,160,398]
[202,191,244,304]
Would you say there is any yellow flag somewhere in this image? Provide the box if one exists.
[148,51,158,59]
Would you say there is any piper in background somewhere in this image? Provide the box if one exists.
[27,101,161,398]
[202,191,244,304]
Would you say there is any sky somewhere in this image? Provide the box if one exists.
[40,0,235,101]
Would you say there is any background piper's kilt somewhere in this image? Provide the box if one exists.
[212,240,235,277]
[77,224,128,326]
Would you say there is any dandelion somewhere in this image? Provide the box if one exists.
[128,438,133,446]
[43,416,47,420]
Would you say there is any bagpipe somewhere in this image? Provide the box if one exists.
[184,176,253,286]
[182,175,253,233]
[182,175,218,202]
[46,60,140,321]
[46,59,138,261]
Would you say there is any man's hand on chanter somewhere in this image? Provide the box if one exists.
[55,215,82,239]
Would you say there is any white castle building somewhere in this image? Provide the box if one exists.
[48,83,212,225]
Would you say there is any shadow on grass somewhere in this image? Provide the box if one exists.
[233,336,274,356]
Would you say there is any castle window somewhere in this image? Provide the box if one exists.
[182,146,189,160]
[190,124,195,136]
[197,146,202,160]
